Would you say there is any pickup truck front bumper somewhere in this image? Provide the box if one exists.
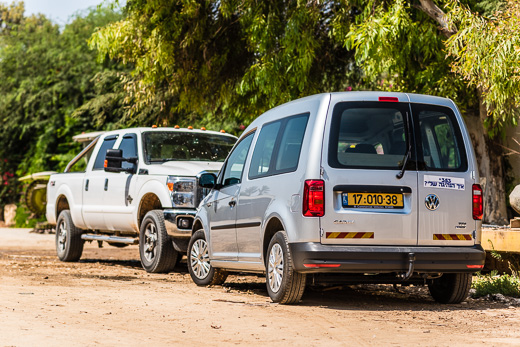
[163,209,196,238]
[289,243,486,274]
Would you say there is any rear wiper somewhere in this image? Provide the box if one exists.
[396,148,411,179]
[397,111,412,180]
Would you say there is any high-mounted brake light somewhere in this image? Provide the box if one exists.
[378,96,399,102]
[472,184,483,220]
[303,180,325,217]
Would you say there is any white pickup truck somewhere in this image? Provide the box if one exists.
[46,127,236,273]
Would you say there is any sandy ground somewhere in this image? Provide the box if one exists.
[1,228,520,346]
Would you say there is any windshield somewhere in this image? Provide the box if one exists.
[142,131,236,164]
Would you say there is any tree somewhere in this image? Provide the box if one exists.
[0,2,126,208]
[91,0,515,223]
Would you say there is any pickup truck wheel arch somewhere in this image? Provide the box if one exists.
[138,193,162,229]
[139,209,178,273]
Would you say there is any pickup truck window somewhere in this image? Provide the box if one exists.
[93,136,118,170]
[119,134,138,170]
[142,131,235,164]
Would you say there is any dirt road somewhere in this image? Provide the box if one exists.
[1,228,520,346]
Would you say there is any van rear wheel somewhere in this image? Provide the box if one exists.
[428,273,472,304]
[266,231,306,304]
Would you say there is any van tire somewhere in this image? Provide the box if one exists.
[56,209,84,262]
[139,210,178,273]
[187,229,228,286]
[266,231,306,304]
[428,273,472,304]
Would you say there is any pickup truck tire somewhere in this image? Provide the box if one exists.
[139,210,178,273]
[266,231,306,304]
[428,273,472,304]
[187,229,228,286]
[56,209,84,262]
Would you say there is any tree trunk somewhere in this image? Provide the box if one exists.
[463,92,508,225]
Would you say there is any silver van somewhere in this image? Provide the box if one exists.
[188,92,485,304]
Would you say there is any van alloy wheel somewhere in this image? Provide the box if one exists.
[268,243,284,292]
[187,229,228,286]
[190,238,210,279]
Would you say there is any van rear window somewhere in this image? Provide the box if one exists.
[328,102,411,170]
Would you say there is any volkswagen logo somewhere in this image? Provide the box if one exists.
[425,194,440,211]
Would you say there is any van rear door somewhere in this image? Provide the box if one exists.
[321,95,418,246]
[411,101,475,246]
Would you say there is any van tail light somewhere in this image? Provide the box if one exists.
[378,96,399,102]
[303,180,324,217]
[472,184,483,220]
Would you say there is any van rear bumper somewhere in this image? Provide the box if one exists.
[289,243,486,274]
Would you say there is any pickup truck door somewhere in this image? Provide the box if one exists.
[82,135,118,230]
[103,133,139,232]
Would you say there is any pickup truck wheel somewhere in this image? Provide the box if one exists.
[428,273,472,304]
[139,210,178,273]
[187,229,228,286]
[266,231,306,304]
[55,210,84,262]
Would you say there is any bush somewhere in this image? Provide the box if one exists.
[472,271,520,298]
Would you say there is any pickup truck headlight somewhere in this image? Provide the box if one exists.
[167,176,196,208]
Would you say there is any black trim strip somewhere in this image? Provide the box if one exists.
[333,185,412,194]
[211,222,261,231]
[236,222,261,229]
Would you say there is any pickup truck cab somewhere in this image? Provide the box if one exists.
[46,127,236,273]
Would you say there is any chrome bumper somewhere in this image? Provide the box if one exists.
[163,209,196,238]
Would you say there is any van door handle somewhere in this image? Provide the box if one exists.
[229,200,236,207]
[104,178,109,191]
[85,179,89,191]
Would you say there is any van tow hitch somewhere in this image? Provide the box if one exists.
[397,252,416,280]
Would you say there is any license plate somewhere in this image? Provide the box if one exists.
[342,192,404,209]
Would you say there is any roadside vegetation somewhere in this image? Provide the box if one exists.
[0,0,519,228]
[472,271,520,298]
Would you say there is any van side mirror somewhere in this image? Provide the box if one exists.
[104,149,137,174]
[199,172,218,189]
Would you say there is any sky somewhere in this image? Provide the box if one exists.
[23,0,109,25]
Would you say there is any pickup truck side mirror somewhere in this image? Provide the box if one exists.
[104,149,137,174]
[199,172,218,189]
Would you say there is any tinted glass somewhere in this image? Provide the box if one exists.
[93,136,117,170]
[248,121,281,178]
[329,102,410,169]
[142,131,236,164]
[67,140,97,173]
[221,132,254,187]
[413,104,467,171]
[275,114,309,172]
[119,134,137,170]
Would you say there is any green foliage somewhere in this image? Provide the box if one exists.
[14,205,46,228]
[90,0,359,132]
[472,271,520,297]
[446,1,520,136]
[0,2,127,207]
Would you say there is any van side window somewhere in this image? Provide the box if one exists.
[249,113,309,179]
[414,105,467,171]
[118,134,137,170]
[93,136,118,170]
[220,132,255,187]
[329,102,411,169]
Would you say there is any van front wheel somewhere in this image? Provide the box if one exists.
[266,231,306,304]
[187,229,228,286]
[428,273,472,304]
